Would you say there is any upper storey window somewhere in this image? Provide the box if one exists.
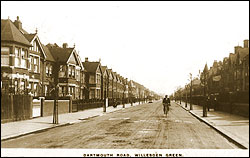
[1,47,9,66]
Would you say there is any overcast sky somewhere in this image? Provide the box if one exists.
[2,1,249,95]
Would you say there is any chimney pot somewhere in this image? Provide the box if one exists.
[85,57,88,62]
[244,39,249,48]
[14,16,22,30]
[63,43,68,48]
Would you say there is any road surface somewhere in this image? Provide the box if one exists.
[1,101,239,149]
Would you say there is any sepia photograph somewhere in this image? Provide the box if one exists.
[1,1,249,157]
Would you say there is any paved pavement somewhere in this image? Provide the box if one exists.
[174,101,249,149]
[1,102,142,141]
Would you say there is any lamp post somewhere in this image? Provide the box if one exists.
[185,84,188,108]
[180,88,182,105]
[203,64,208,117]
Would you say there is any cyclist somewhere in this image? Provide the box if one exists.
[162,95,170,114]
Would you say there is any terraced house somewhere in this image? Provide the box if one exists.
[82,58,102,100]
[47,43,84,99]
[100,66,109,100]
[107,69,114,100]
[42,44,55,96]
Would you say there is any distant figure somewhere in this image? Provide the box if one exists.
[162,95,171,115]
[207,96,210,111]
[214,97,217,111]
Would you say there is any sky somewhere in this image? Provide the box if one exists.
[1,1,249,96]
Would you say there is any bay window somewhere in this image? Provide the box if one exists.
[21,48,27,68]
[59,65,66,77]
[1,47,10,66]
[34,57,39,73]
[72,66,75,78]
[68,66,72,77]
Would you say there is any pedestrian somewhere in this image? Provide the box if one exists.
[214,97,217,111]
[207,96,210,111]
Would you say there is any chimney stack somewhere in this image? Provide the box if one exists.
[234,46,242,54]
[85,57,88,62]
[14,16,22,30]
[244,39,249,48]
[62,43,68,48]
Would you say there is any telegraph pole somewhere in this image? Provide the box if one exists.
[190,73,193,110]
[53,59,59,124]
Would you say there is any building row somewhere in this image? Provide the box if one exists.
[174,39,249,104]
[1,16,160,102]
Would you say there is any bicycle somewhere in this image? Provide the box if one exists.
[163,103,170,116]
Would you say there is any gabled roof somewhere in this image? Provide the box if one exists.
[107,69,113,79]
[82,62,100,73]
[23,33,36,42]
[42,45,55,62]
[112,72,118,81]
[48,46,74,63]
[238,48,249,61]
[74,51,84,70]
[1,19,31,46]
[229,53,237,64]
[101,66,108,75]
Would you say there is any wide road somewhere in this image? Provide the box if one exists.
[1,101,239,149]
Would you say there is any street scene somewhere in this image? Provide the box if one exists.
[1,1,249,157]
[1,101,240,149]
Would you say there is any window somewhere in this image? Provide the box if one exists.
[97,89,101,99]
[68,66,72,77]
[59,65,66,78]
[34,83,38,96]
[59,86,66,97]
[34,57,39,73]
[90,89,95,99]
[59,86,62,96]
[15,47,21,67]
[72,66,75,78]
[14,80,18,94]
[49,66,52,76]
[46,65,49,76]
[21,49,26,68]
[89,75,95,84]
[33,40,37,51]
[1,47,10,66]
[96,74,101,84]
[29,56,33,70]
[76,70,79,81]
[75,88,79,99]
[72,87,75,98]
[59,65,63,71]
[28,83,32,90]
[45,85,48,96]
[20,81,25,92]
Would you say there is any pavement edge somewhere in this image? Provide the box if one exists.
[176,102,248,149]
